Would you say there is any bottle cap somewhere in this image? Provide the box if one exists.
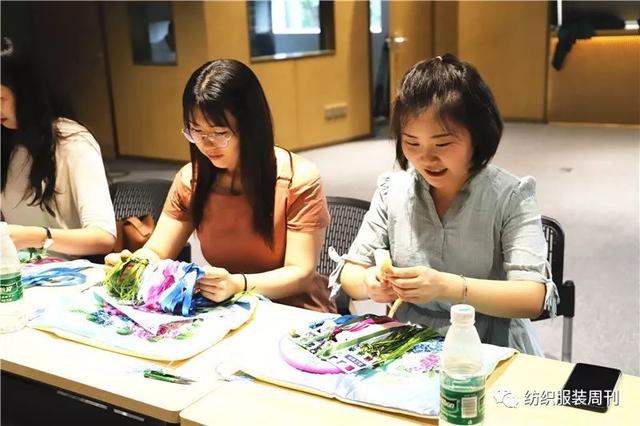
[450,304,475,324]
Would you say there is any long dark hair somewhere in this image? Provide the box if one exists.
[1,36,74,215]
[391,53,503,175]
[182,59,277,246]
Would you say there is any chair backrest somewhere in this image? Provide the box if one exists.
[317,196,371,277]
[541,215,564,285]
[535,215,575,320]
[318,196,370,314]
[110,179,173,222]
[108,179,191,262]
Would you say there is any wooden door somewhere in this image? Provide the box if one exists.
[388,1,433,99]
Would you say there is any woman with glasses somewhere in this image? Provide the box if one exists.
[1,36,116,258]
[106,59,335,313]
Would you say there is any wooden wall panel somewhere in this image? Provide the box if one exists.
[254,62,300,151]
[104,2,208,161]
[548,36,640,125]
[202,1,250,61]
[294,0,371,149]
[433,1,458,57]
[105,1,370,159]
[388,1,433,95]
[30,2,116,157]
[458,1,548,121]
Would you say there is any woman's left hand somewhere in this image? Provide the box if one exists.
[7,224,44,249]
[385,265,443,304]
[196,267,243,303]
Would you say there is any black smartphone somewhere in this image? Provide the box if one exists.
[561,362,622,413]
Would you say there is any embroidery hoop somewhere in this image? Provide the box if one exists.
[279,336,342,374]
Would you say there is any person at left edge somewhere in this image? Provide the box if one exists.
[0,36,116,257]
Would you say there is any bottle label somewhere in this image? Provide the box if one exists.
[440,386,485,425]
[0,272,23,303]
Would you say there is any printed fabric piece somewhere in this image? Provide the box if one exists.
[239,314,515,418]
[29,288,259,361]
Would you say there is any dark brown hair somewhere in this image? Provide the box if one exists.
[182,59,277,246]
[391,53,503,174]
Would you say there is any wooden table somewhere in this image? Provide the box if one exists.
[0,269,235,425]
[179,301,640,426]
[0,271,330,425]
[180,352,639,426]
[2,271,638,426]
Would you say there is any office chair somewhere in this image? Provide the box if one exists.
[532,215,575,362]
[109,179,191,262]
[110,179,171,223]
[317,196,371,315]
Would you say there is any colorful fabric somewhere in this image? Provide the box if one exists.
[239,314,516,418]
[21,259,93,288]
[29,289,259,361]
[105,258,218,317]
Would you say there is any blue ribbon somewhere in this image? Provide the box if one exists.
[157,262,205,316]
[21,266,87,288]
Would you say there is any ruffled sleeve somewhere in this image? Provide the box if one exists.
[328,173,392,299]
[501,177,559,317]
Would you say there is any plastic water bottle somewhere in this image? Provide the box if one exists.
[440,304,485,426]
[0,222,26,333]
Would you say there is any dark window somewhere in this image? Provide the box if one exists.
[247,0,335,61]
[128,1,176,65]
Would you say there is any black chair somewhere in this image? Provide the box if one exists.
[532,215,575,362]
[110,179,172,223]
[109,179,191,262]
[317,196,371,315]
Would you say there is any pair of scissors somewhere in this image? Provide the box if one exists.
[142,368,195,385]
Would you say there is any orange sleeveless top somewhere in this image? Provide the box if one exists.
[163,147,335,313]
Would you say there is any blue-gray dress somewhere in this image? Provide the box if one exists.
[329,165,558,356]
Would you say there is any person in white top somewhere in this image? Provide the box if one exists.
[0,36,116,257]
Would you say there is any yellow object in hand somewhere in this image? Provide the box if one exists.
[374,249,403,318]
[374,249,393,276]
[388,298,403,318]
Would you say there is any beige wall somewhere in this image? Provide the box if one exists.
[457,1,549,121]
[202,0,370,151]
[433,1,458,57]
[104,1,370,160]
[292,0,371,149]
[388,1,433,95]
[30,2,116,158]
[103,2,208,161]
[548,36,640,125]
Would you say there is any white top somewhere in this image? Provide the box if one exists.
[0,118,116,237]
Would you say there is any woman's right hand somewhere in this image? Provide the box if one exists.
[363,266,397,303]
[104,249,133,269]
[103,247,160,269]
